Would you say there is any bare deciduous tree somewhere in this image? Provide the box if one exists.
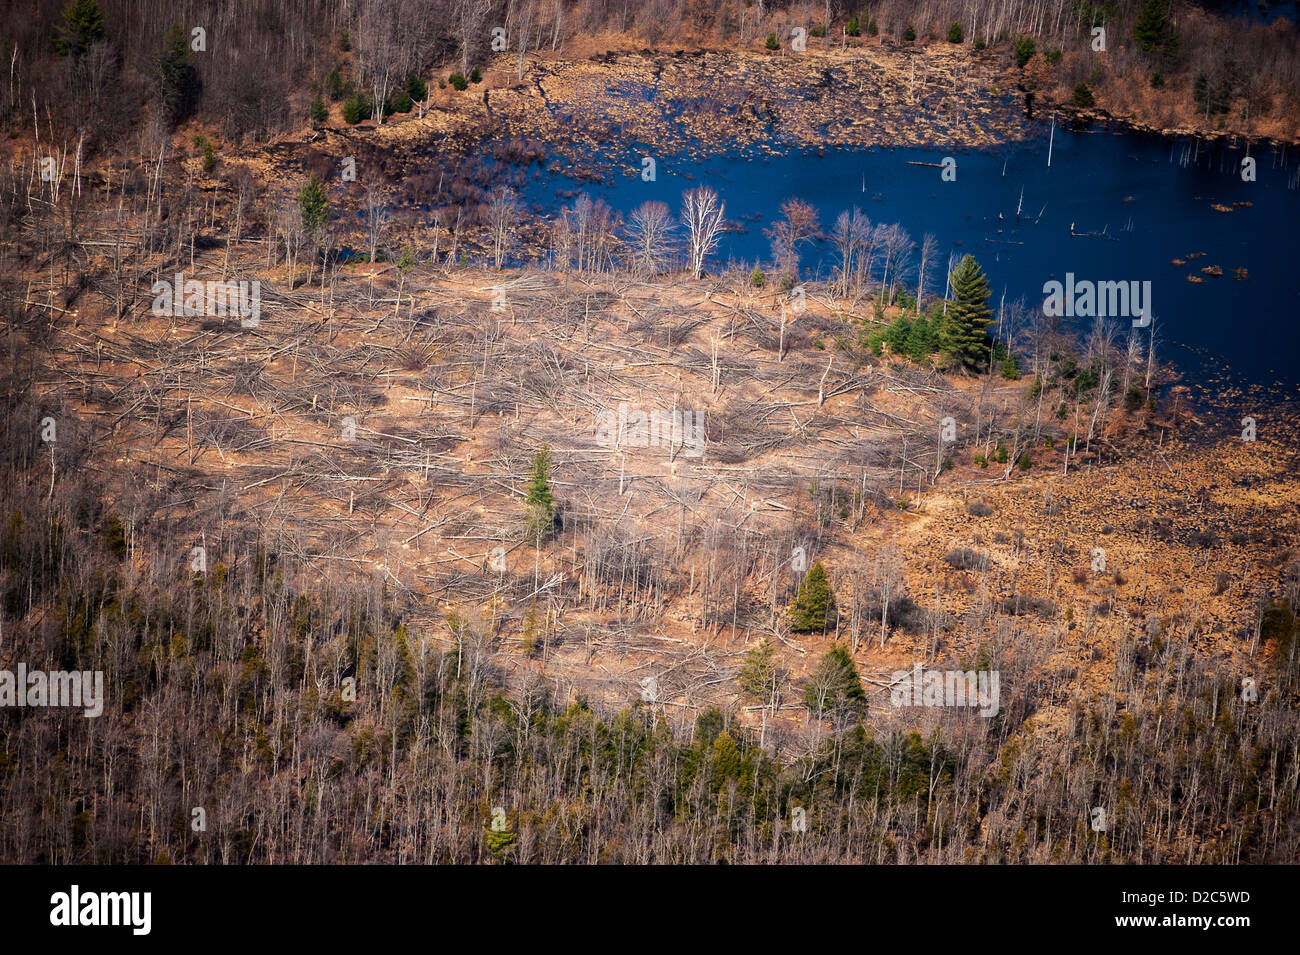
[916,233,939,312]
[764,197,821,280]
[456,0,493,75]
[831,206,870,297]
[486,186,521,269]
[515,0,537,80]
[625,200,677,277]
[682,186,725,280]
[357,0,406,126]
[875,546,903,648]
[365,182,390,267]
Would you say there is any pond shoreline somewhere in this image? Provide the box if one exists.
[235,45,1300,398]
[1043,101,1300,153]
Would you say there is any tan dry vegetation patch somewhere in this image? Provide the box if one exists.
[309,44,1027,170]
[503,46,1025,159]
[22,245,1297,741]
[884,426,1297,714]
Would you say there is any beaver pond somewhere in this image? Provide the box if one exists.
[500,119,1300,392]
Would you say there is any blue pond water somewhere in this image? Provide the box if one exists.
[516,123,1300,391]
[1212,0,1299,24]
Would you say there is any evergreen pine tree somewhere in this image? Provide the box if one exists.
[709,730,743,791]
[484,809,516,862]
[153,23,200,125]
[941,254,994,370]
[326,66,345,100]
[789,561,837,632]
[1013,37,1036,68]
[299,174,330,240]
[906,314,933,362]
[54,0,105,59]
[739,639,780,703]
[342,93,371,124]
[1134,0,1174,53]
[884,315,912,354]
[520,600,542,655]
[1071,83,1096,107]
[802,643,865,717]
[525,445,556,541]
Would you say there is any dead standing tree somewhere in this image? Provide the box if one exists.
[486,186,521,270]
[356,0,405,126]
[682,186,725,280]
[364,180,390,302]
[455,0,493,76]
[830,206,871,298]
[764,197,821,281]
[626,200,678,278]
